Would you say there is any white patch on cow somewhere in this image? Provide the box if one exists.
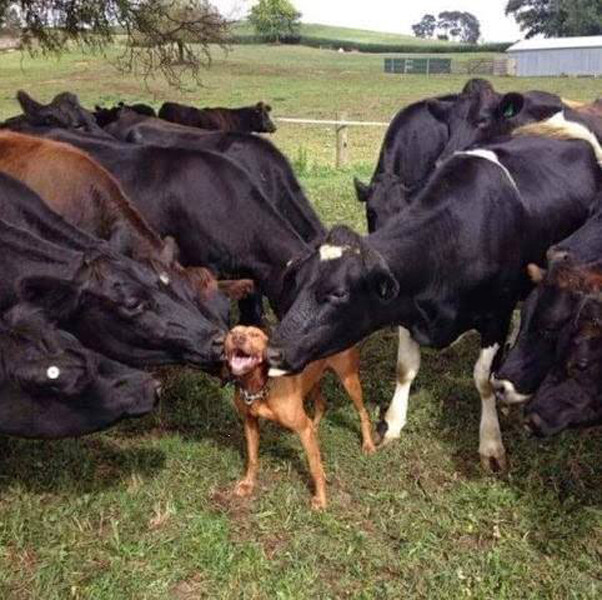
[159,272,170,285]
[268,367,290,378]
[47,366,61,380]
[490,377,531,405]
[455,149,520,194]
[473,343,506,467]
[382,327,421,442]
[515,110,602,165]
[319,244,346,262]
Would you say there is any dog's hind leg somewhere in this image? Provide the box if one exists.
[296,418,328,510]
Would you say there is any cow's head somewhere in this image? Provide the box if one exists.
[251,102,276,133]
[524,296,602,436]
[17,90,102,134]
[355,173,411,233]
[493,251,602,404]
[437,88,564,163]
[0,305,158,438]
[432,79,501,162]
[268,226,398,373]
[18,248,226,371]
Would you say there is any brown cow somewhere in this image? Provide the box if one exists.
[158,101,276,134]
[0,131,251,317]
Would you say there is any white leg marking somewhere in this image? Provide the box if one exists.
[474,343,507,469]
[383,327,420,442]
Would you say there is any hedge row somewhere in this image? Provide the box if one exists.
[230,35,511,54]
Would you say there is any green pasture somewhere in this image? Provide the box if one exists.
[0,43,600,599]
[231,20,457,46]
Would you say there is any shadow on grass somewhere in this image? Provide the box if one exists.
[0,435,165,496]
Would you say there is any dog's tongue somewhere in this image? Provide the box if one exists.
[230,354,260,376]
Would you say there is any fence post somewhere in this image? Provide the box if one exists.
[335,112,348,169]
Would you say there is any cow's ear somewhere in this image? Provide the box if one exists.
[527,263,546,284]
[17,276,81,319]
[362,245,399,303]
[498,93,524,119]
[265,104,272,112]
[354,177,369,203]
[160,236,179,265]
[16,90,45,120]
[426,98,452,122]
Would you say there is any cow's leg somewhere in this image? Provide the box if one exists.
[376,327,421,445]
[475,315,512,471]
[238,292,264,326]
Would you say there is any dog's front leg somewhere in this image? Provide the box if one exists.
[235,411,261,498]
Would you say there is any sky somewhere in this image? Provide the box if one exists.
[211,1,524,43]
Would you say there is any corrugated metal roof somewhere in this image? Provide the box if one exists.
[507,36,602,52]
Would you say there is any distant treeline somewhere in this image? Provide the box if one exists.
[230,35,511,54]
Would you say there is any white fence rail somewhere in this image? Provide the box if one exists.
[274,115,389,168]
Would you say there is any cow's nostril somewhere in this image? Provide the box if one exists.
[267,346,284,366]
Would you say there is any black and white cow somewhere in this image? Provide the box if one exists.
[269,133,602,469]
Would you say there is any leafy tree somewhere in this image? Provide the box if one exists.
[437,11,481,44]
[411,14,437,39]
[0,1,230,87]
[506,0,602,38]
[248,0,301,43]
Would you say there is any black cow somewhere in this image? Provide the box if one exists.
[158,100,276,134]
[0,304,158,438]
[493,210,602,404]
[3,126,316,325]
[524,292,602,436]
[0,172,226,370]
[268,134,602,469]
[357,82,602,233]
[355,79,498,232]
[93,102,157,128]
[104,111,324,244]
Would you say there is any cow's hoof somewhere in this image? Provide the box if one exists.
[233,480,255,497]
[311,495,327,511]
[479,451,508,473]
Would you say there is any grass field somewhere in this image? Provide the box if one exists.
[0,44,600,599]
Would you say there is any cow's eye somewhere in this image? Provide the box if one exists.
[123,298,145,315]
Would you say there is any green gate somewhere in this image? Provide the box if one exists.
[384,57,452,75]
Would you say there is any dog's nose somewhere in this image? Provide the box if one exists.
[232,332,246,345]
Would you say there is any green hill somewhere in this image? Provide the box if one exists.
[232,20,456,46]
[231,21,509,53]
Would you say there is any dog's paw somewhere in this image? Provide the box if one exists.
[311,495,327,511]
[233,480,255,498]
[362,440,377,454]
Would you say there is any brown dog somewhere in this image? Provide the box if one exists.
[224,326,375,509]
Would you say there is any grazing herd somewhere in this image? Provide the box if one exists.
[0,80,600,508]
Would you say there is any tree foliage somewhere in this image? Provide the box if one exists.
[411,14,437,39]
[411,11,481,43]
[436,11,481,44]
[0,1,231,87]
[505,0,602,38]
[248,0,301,43]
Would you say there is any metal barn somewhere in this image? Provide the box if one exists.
[506,36,602,77]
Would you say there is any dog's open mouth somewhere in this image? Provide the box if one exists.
[228,348,263,376]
